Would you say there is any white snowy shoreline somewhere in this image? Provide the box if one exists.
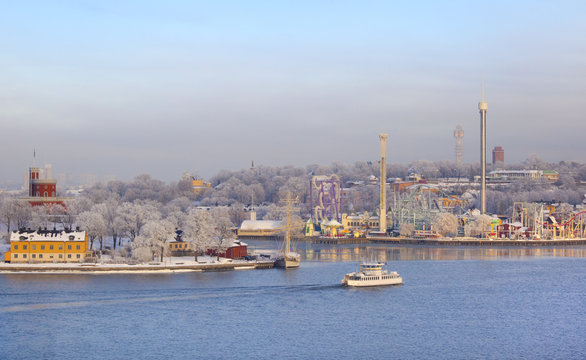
[0,258,274,274]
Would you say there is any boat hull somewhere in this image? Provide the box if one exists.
[342,276,402,287]
[275,258,300,269]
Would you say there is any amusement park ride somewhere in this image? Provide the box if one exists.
[494,202,586,239]
[309,175,342,223]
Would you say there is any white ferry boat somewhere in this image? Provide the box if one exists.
[341,262,402,287]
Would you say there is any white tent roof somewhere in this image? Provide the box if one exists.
[239,220,283,230]
[323,220,342,227]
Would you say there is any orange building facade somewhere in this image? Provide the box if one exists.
[4,229,92,263]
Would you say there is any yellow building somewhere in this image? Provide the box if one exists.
[4,229,92,263]
[167,240,193,256]
[342,213,393,230]
[182,173,211,195]
[192,179,211,195]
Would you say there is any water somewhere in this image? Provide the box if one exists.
[1,244,585,359]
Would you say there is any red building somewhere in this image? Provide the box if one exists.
[492,146,504,168]
[225,241,248,259]
[23,165,68,207]
[206,240,248,259]
[29,167,56,197]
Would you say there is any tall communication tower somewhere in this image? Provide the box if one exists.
[479,78,488,214]
[379,134,388,233]
[453,125,464,166]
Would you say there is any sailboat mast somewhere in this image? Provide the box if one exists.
[285,206,291,254]
[279,191,298,255]
[275,192,301,269]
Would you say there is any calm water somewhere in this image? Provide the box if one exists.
[1,244,585,360]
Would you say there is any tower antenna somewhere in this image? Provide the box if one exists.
[478,75,488,214]
[481,73,485,102]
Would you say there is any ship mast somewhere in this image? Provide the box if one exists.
[278,192,299,255]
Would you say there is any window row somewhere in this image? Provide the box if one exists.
[13,244,82,251]
[347,222,378,227]
[13,253,82,259]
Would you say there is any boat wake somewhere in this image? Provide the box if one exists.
[0,284,342,313]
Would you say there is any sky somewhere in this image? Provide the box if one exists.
[1,0,585,186]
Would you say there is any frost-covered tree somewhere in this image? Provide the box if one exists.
[209,207,235,256]
[0,198,33,233]
[47,204,67,229]
[163,197,193,216]
[399,223,415,237]
[77,210,107,250]
[228,202,247,227]
[183,208,215,256]
[29,206,50,230]
[122,174,168,203]
[433,213,459,237]
[62,196,94,230]
[132,219,174,262]
[94,197,125,249]
[466,214,493,238]
[262,204,280,220]
[118,201,161,242]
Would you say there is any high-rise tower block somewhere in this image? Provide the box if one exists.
[454,125,464,166]
[492,146,504,169]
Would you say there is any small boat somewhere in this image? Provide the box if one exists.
[341,262,402,287]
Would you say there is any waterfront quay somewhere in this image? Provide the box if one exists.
[0,259,274,273]
[301,236,586,246]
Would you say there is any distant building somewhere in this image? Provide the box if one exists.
[542,170,559,182]
[22,165,70,207]
[4,229,92,263]
[192,179,211,195]
[454,125,464,166]
[183,172,211,195]
[342,213,381,230]
[492,146,504,168]
[207,240,248,259]
[237,220,283,238]
[167,240,192,256]
[167,239,247,259]
[488,170,558,182]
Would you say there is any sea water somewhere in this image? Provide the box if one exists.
[1,244,585,360]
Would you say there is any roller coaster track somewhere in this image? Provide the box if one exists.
[545,210,586,228]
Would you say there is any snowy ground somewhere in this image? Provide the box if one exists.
[0,256,270,273]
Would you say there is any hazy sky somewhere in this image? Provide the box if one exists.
[1,1,585,185]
